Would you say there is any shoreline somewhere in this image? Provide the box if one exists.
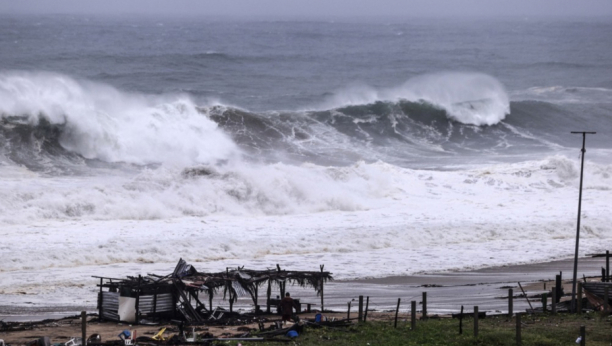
[1,255,606,321]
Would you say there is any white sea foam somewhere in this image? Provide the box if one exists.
[0,156,611,307]
[320,72,510,126]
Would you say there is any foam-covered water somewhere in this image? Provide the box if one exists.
[0,15,611,310]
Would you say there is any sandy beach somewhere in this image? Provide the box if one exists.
[1,255,607,322]
[1,255,608,344]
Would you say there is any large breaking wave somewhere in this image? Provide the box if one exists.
[1,70,610,173]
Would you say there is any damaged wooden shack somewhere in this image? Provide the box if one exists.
[95,259,333,324]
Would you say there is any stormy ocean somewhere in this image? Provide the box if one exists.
[0,15,611,310]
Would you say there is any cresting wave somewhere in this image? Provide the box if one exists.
[0,70,577,172]
[319,72,511,126]
[0,71,240,170]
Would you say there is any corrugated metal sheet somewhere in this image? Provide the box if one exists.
[100,291,120,321]
[583,282,612,299]
[139,293,174,314]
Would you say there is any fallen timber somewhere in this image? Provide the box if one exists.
[95,258,333,325]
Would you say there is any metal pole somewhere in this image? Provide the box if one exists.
[570,131,596,313]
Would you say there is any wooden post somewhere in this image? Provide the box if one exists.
[411,300,416,330]
[517,282,534,311]
[364,296,369,322]
[459,305,463,335]
[320,265,325,312]
[358,295,364,322]
[541,293,547,312]
[81,311,87,346]
[555,274,562,303]
[508,288,513,317]
[98,278,103,320]
[607,250,610,282]
[602,267,606,282]
[347,301,351,320]
[551,289,556,314]
[266,280,272,314]
[474,306,479,337]
[209,291,213,311]
[254,285,258,311]
[577,282,583,314]
[516,313,522,346]
[604,287,609,314]
[421,292,427,319]
[394,298,401,328]
[580,325,585,346]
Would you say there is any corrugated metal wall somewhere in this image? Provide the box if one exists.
[99,291,174,321]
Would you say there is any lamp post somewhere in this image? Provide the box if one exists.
[570,131,596,313]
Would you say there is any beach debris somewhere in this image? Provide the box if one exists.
[94,258,333,325]
[582,282,612,311]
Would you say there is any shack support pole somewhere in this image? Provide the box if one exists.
[320,264,325,312]
[570,131,596,313]
[98,278,103,320]
[266,280,272,314]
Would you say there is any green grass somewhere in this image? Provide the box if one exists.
[236,313,612,346]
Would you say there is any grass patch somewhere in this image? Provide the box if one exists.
[237,313,612,346]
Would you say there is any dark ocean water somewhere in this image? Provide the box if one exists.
[0,15,611,171]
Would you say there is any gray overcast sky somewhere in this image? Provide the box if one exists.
[1,0,611,18]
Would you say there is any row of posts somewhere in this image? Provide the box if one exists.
[345,286,602,346]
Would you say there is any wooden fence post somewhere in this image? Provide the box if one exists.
[555,274,562,303]
[358,295,364,322]
[394,298,401,328]
[81,311,87,346]
[411,300,416,330]
[364,296,369,322]
[516,313,522,346]
[551,289,556,314]
[541,293,547,312]
[607,250,610,282]
[347,301,351,320]
[508,288,513,317]
[474,306,479,337]
[459,305,464,335]
[580,325,585,346]
[422,292,427,319]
